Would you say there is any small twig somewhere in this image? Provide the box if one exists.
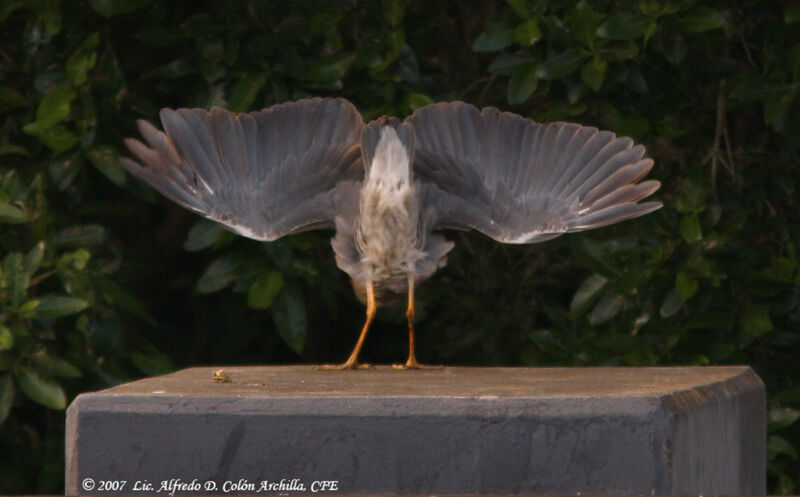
[458,77,490,100]
[458,232,475,255]
[477,74,496,104]
[30,269,57,287]
[702,80,737,198]
[738,30,757,70]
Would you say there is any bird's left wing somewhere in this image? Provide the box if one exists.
[120,97,364,241]
[406,102,661,244]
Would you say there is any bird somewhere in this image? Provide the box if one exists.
[119,97,662,370]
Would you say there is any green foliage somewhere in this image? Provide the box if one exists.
[0,0,799,493]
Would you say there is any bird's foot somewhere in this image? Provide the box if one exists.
[392,360,443,370]
[316,362,373,371]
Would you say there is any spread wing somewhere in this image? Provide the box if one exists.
[119,97,364,241]
[407,102,662,244]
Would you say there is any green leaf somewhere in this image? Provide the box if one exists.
[0,327,13,351]
[570,274,608,317]
[580,59,606,91]
[95,276,157,325]
[33,296,89,318]
[58,246,89,271]
[679,213,702,243]
[247,270,283,310]
[134,26,184,46]
[66,32,100,86]
[507,62,538,105]
[382,0,403,26]
[675,272,698,301]
[306,54,353,84]
[195,252,243,294]
[621,67,649,94]
[513,18,541,46]
[130,350,173,376]
[567,1,605,49]
[18,300,40,315]
[589,292,624,325]
[655,115,687,139]
[15,368,65,409]
[741,306,772,336]
[774,386,800,403]
[506,0,529,18]
[0,85,28,108]
[570,237,622,279]
[536,49,586,79]
[659,287,683,318]
[602,42,639,62]
[472,20,514,52]
[488,54,532,76]
[184,220,224,252]
[764,87,796,127]
[788,43,800,81]
[143,59,196,79]
[51,225,107,246]
[768,435,799,460]
[0,202,29,224]
[35,86,77,129]
[597,12,651,40]
[769,407,800,432]
[4,253,27,308]
[86,146,126,186]
[22,241,45,275]
[58,248,91,273]
[198,39,224,62]
[0,142,29,157]
[408,93,434,110]
[0,374,14,424]
[680,7,725,33]
[30,352,82,378]
[88,0,153,17]
[228,72,268,113]
[617,116,650,137]
[23,123,80,152]
[776,474,795,495]
[272,283,307,354]
[49,154,83,190]
[786,2,800,23]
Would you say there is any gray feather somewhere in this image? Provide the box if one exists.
[120,97,364,241]
[360,117,415,173]
[406,101,662,244]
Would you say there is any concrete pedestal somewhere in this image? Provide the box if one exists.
[66,366,765,495]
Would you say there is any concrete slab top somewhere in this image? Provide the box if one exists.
[98,365,755,400]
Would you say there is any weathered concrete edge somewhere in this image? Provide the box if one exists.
[66,390,665,418]
[65,396,80,496]
[657,366,764,416]
[658,366,766,495]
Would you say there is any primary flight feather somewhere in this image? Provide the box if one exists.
[120,97,661,369]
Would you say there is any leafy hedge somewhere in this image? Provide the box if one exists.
[0,0,798,493]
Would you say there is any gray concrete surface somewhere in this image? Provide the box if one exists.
[65,366,765,495]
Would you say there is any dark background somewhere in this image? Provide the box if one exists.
[0,0,798,493]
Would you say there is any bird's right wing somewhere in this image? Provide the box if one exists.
[119,98,364,241]
[407,102,661,244]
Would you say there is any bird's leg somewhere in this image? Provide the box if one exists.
[393,274,442,370]
[318,280,376,370]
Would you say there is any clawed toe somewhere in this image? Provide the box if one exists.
[317,362,373,371]
[392,362,443,370]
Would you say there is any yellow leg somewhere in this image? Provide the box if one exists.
[393,275,442,370]
[318,280,376,370]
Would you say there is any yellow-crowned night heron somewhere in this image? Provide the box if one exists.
[120,98,661,369]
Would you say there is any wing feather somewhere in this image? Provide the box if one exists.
[407,102,661,243]
[121,97,364,241]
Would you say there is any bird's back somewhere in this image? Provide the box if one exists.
[355,126,435,298]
